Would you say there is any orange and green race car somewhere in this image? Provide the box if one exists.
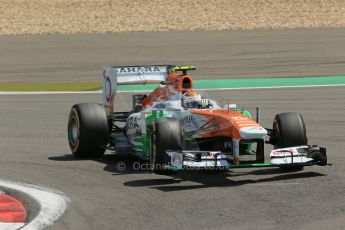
[67,65,327,174]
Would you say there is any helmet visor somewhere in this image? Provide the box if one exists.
[184,101,200,108]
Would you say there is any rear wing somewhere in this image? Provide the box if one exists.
[102,65,171,114]
[102,64,196,114]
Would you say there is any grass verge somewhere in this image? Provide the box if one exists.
[0,82,102,91]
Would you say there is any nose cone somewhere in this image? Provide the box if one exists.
[239,126,267,139]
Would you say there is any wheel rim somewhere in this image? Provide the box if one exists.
[69,116,79,146]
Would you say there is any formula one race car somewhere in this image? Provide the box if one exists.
[67,65,327,174]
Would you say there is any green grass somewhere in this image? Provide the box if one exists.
[0,82,102,91]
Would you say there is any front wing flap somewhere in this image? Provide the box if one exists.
[270,145,327,166]
[166,151,230,170]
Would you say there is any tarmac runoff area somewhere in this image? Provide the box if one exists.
[1,28,345,84]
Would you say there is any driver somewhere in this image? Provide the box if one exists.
[182,91,209,108]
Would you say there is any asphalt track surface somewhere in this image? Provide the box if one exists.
[1,28,345,83]
[0,28,345,229]
[0,86,344,230]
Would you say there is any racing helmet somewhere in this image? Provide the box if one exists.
[182,91,202,108]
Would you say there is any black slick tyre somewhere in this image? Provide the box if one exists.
[273,112,308,170]
[273,112,308,148]
[68,103,109,158]
[150,118,183,174]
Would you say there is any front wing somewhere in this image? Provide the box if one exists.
[165,145,327,171]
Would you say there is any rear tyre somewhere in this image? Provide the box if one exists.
[150,118,183,175]
[272,112,308,170]
[68,103,109,158]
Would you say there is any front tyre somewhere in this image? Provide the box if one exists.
[150,118,183,174]
[68,103,109,158]
[272,112,308,170]
[273,112,308,148]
